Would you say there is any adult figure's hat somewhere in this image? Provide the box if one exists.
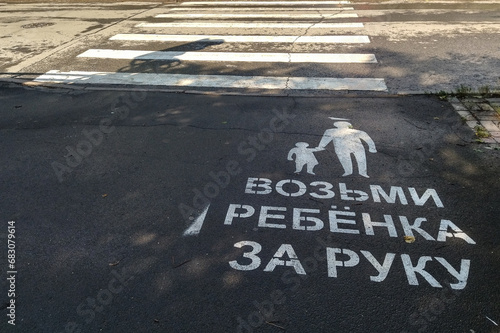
[328,117,350,121]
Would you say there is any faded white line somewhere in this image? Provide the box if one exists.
[110,34,371,44]
[156,13,358,18]
[136,22,364,28]
[34,71,388,91]
[181,1,351,5]
[78,49,377,63]
[183,204,210,236]
[167,7,354,11]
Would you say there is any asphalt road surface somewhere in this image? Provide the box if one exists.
[0,1,499,333]
[0,85,499,332]
[0,0,499,93]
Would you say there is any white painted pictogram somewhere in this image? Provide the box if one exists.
[289,117,377,177]
[287,142,324,175]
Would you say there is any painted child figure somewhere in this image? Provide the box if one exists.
[288,142,324,175]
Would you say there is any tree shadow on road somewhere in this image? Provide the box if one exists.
[115,38,224,75]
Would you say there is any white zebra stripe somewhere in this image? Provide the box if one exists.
[166,7,354,11]
[110,34,371,44]
[77,49,378,64]
[34,71,388,91]
[180,1,351,5]
[155,13,358,19]
[136,22,364,28]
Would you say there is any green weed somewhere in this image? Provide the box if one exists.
[474,125,491,138]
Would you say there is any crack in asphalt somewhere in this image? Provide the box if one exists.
[284,8,339,93]
[402,118,429,130]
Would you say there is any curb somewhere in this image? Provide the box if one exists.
[0,77,398,98]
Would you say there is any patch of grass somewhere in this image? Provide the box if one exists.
[428,85,500,99]
[436,90,448,100]
[474,125,491,138]
[455,84,473,98]
[478,85,491,96]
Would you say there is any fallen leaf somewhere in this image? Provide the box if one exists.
[433,117,440,120]
[404,236,415,243]
[102,194,108,198]
[108,261,120,266]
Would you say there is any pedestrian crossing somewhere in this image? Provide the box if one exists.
[34,0,388,93]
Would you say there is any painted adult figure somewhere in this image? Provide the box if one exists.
[317,120,377,178]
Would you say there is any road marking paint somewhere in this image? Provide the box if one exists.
[485,316,498,326]
[34,71,388,91]
[77,49,378,64]
[181,1,351,5]
[167,7,354,11]
[136,22,364,28]
[314,120,377,178]
[155,13,358,18]
[183,204,210,236]
[110,34,370,44]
